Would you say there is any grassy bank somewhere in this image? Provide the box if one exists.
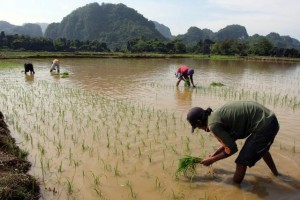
[0,61,22,68]
[1,51,300,62]
[0,51,220,59]
[0,111,40,199]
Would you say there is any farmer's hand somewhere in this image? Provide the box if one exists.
[201,156,215,166]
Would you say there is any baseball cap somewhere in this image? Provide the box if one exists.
[187,107,206,133]
[187,68,194,75]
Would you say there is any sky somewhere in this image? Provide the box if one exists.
[0,0,300,40]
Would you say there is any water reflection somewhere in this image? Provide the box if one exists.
[175,87,192,109]
[24,74,34,83]
[50,72,61,80]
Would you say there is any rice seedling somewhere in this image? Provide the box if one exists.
[170,145,179,155]
[113,161,120,176]
[210,82,225,87]
[175,155,203,178]
[172,190,185,200]
[154,177,163,190]
[138,146,142,157]
[148,154,152,163]
[292,140,296,153]
[58,160,63,173]
[126,180,137,199]
[199,135,205,148]
[91,172,101,186]
[66,179,74,195]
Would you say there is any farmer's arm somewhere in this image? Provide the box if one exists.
[211,146,225,156]
[176,78,182,87]
[202,123,237,166]
[176,75,185,86]
[202,149,230,166]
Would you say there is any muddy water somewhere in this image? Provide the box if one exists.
[1,58,300,200]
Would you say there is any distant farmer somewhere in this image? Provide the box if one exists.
[50,59,60,73]
[175,66,195,87]
[24,62,35,75]
[186,101,279,184]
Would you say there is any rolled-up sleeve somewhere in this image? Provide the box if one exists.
[209,123,238,155]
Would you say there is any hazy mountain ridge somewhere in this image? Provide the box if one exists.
[152,21,172,39]
[0,21,43,37]
[35,23,49,34]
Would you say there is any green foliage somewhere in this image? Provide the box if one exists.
[60,72,69,78]
[191,39,214,54]
[0,31,55,51]
[126,38,186,53]
[211,39,248,56]
[248,36,273,56]
[0,61,19,68]
[210,82,225,87]
[0,31,110,52]
[184,79,190,87]
[175,155,202,177]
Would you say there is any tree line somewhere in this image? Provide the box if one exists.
[0,31,299,58]
[0,31,109,52]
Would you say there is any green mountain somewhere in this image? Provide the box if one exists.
[44,2,166,49]
[0,21,43,37]
[175,24,300,50]
[176,26,214,47]
[266,32,300,49]
[175,24,249,47]
[214,24,249,40]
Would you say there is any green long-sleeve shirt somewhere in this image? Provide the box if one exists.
[207,101,275,155]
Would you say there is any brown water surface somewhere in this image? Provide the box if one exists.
[1,58,300,200]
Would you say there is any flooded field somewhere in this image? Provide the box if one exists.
[1,58,300,200]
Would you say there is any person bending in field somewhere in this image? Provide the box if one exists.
[50,59,60,73]
[24,62,35,75]
[175,66,195,87]
[186,101,279,184]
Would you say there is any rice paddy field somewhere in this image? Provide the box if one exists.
[1,58,300,200]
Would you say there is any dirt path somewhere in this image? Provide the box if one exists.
[0,111,40,199]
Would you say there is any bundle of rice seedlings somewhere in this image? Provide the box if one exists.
[184,79,190,87]
[175,155,202,177]
[60,72,69,78]
[210,82,225,87]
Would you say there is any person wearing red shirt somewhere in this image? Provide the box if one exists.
[176,66,195,87]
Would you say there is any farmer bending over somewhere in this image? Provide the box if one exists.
[186,101,279,184]
[24,62,35,75]
[176,66,195,87]
[50,59,60,73]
